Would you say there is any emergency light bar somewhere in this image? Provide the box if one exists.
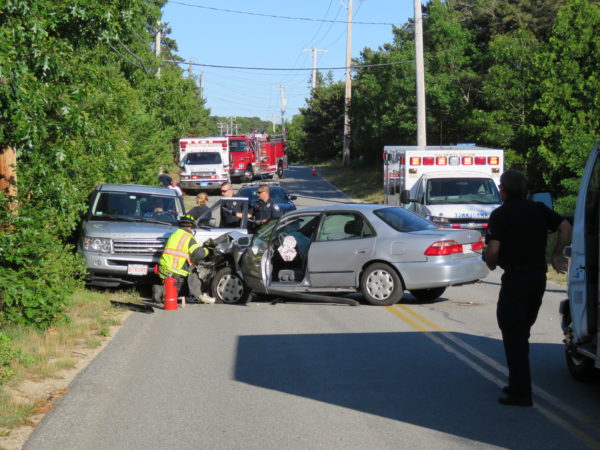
[407,154,499,167]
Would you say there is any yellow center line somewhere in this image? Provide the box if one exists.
[384,302,600,448]
[384,306,428,332]
[395,304,446,332]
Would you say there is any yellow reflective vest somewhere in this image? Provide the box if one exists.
[158,228,203,278]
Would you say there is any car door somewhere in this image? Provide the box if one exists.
[307,212,376,288]
[239,219,278,294]
[568,143,600,342]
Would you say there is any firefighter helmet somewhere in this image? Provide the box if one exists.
[178,214,196,228]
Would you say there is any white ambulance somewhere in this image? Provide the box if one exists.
[383,145,504,232]
[178,136,230,194]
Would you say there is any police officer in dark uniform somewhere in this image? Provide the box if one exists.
[484,170,571,407]
[252,184,282,226]
[219,182,244,227]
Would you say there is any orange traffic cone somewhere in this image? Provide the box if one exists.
[163,276,178,310]
[311,167,317,176]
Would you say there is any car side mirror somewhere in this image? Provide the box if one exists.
[289,194,298,201]
[207,218,217,227]
[400,190,414,204]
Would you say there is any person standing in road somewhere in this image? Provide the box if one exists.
[168,179,183,197]
[252,184,282,226]
[158,214,214,303]
[483,170,571,407]
[188,192,212,224]
[219,182,245,227]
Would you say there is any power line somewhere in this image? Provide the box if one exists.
[166,59,413,71]
[167,1,398,25]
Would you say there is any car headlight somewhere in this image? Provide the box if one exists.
[180,175,190,180]
[83,237,112,253]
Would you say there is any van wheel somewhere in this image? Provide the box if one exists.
[360,263,403,306]
[211,267,249,304]
[410,287,445,302]
[564,322,597,381]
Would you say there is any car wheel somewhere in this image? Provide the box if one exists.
[410,287,445,302]
[360,263,403,306]
[211,267,250,304]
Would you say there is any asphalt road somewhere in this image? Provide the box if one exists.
[25,166,600,449]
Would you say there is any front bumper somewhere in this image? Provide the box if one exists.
[180,179,227,190]
[81,250,159,287]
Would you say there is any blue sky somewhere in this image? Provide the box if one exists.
[161,1,414,122]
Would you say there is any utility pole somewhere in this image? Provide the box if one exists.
[272,114,277,133]
[199,72,204,99]
[155,22,161,79]
[342,0,353,166]
[303,48,328,89]
[414,0,426,147]
[276,85,291,135]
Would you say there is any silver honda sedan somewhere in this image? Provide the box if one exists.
[239,203,488,305]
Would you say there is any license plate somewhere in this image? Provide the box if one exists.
[463,244,475,254]
[127,264,148,276]
[201,182,209,187]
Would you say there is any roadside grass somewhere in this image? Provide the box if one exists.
[316,160,384,204]
[0,288,132,431]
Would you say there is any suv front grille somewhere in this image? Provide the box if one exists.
[113,238,166,255]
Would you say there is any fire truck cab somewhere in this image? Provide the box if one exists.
[229,133,288,182]
[384,145,504,232]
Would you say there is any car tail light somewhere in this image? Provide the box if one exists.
[180,142,187,149]
[471,236,484,251]
[424,240,463,255]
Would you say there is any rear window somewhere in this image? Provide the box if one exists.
[374,207,438,232]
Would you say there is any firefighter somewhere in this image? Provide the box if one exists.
[252,184,282,225]
[158,214,215,303]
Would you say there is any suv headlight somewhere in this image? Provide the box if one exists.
[83,237,112,253]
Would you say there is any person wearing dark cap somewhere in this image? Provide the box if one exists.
[484,170,571,407]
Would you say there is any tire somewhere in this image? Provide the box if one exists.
[211,266,250,304]
[243,166,254,183]
[410,287,446,303]
[360,263,403,306]
[276,163,284,179]
[565,347,596,381]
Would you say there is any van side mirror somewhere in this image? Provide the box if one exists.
[400,190,414,204]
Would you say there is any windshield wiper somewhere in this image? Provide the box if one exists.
[92,214,139,222]
[137,217,173,226]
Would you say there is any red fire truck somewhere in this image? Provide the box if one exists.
[228,133,288,182]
